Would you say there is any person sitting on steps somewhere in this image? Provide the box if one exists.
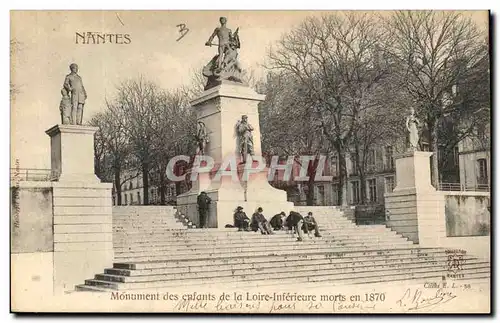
[286,210,305,241]
[233,206,250,231]
[269,211,286,231]
[303,211,322,238]
[251,207,274,235]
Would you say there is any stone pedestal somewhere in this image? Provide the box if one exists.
[45,125,100,183]
[393,151,435,193]
[385,151,436,243]
[33,124,114,293]
[177,82,293,228]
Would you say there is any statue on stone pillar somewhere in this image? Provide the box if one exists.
[235,115,254,163]
[63,63,87,125]
[195,121,209,155]
[406,107,421,151]
[203,17,243,90]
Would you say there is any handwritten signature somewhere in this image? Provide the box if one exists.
[396,288,457,311]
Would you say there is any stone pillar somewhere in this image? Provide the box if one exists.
[177,81,293,228]
[45,125,100,183]
[45,124,113,293]
[384,151,437,243]
[393,151,435,193]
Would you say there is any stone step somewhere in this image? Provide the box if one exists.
[114,248,447,270]
[112,236,410,253]
[113,236,413,250]
[113,240,415,259]
[94,259,489,283]
[113,245,430,263]
[111,234,402,245]
[76,270,489,292]
[111,226,393,237]
[112,236,409,249]
[83,266,489,290]
[111,230,400,242]
[104,254,485,278]
[110,251,466,274]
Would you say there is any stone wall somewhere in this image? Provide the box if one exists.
[11,184,54,253]
[445,194,490,237]
[10,181,113,294]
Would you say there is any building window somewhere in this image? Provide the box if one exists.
[385,176,395,193]
[137,192,141,205]
[385,146,394,169]
[367,178,377,202]
[130,193,133,204]
[351,155,359,175]
[129,182,133,190]
[332,184,339,205]
[124,194,127,205]
[367,149,376,167]
[478,159,488,184]
[351,181,360,204]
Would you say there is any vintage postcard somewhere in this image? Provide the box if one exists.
[10,10,491,313]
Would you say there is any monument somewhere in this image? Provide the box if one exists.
[177,17,293,228]
[384,106,434,243]
[61,63,87,125]
[41,63,113,293]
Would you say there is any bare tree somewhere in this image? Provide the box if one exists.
[115,76,162,205]
[267,12,391,205]
[88,106,133,205]
[260,71,328,205]
[150,87,197,204]
[385,10,488,187]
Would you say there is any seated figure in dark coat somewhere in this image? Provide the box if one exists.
[233,206,250,231]
[269,211,286,231]
[302,212,322,238]
[251,207,274,235]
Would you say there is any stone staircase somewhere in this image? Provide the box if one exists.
[75,206,490,291]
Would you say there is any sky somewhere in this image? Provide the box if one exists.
[10,10,489,169]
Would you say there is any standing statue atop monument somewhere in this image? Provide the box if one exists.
[62,63,87,125]
[235,115,254,163]
[406,107,421,151]
[203,17,243,90]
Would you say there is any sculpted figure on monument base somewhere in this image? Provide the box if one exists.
[203,17,244,90]
[195,121,210,155]
[62,63,87,125]
[406,107,421,151]
[235,115,254,163]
